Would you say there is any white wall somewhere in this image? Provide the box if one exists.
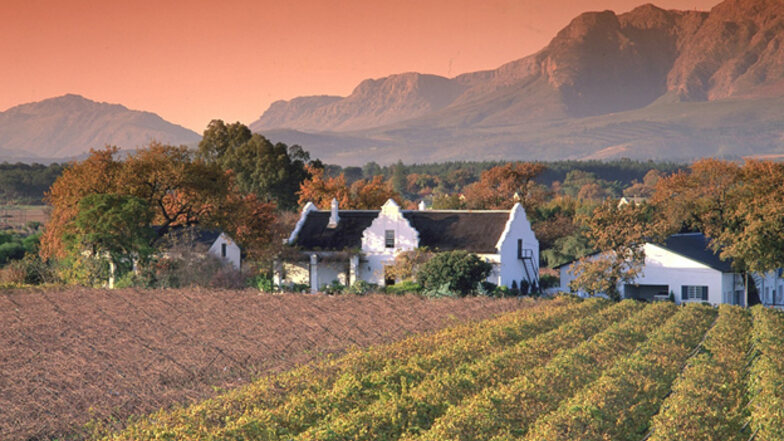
[755,271,784,307]
[496,203,539,289]
[208,233,241,270]
[360,199,419,286]
[317,261,349,288]
[478,253,502,286]
[560,243,737,305]
[636,244,726,305]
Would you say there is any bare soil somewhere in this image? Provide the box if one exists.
[0,287,527,440]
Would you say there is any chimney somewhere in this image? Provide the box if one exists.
[418,200,427,210]
[328,198,340,228]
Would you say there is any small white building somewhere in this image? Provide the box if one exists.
[281,198,539,293]
[154,226,242,270]
[559,232,773,306]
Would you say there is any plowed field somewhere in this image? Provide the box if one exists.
[0,288,530,440]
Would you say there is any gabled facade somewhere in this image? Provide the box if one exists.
[281,198,539,293]
[558,232,775,307]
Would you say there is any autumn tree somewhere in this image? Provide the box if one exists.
[120,143,233,228]
[651,158,742,238]
[709,160,784,274]
[41,143,277,265]
[462,162,546,210]
[298,165,402,209]
[40,147,123,259]
[569,200,657,300]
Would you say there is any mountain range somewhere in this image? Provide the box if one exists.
[0,94,199,162]
[251,0,784,165]
[2,0,783,165]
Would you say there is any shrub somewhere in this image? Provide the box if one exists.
[539,273,559,290]
[323,280,346,295]
[346,280,376,295]
[10,253,57,285]
[249,274,276,292]
[0,241,25,265]
[417,250,492,296]
[385,280,422,295]
[422,282,458,298]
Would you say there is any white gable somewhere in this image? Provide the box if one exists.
[361,199,418,254]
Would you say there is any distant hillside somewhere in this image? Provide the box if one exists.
[0,94,200,160]
[251,0,784,165]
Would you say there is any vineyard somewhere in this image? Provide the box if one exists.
[95,297,784,441]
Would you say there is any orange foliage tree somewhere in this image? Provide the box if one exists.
[462,162,546,210]
[298,165,403,209]
[41,143,277,260]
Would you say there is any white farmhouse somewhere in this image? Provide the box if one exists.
[281,198,539,293]
[559,232,772,306]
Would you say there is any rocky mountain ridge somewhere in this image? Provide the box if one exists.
[251,0,784,164]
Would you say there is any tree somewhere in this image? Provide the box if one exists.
[62,194,154,272]
[41,143,278,265]
[198,119,313,210]
[297,164,350,209]
[298,165,402,209]
[462,162,546,210]
[569,200,657,300]
[712,160,784,274]
[198,119,252,162]
[651,158,742,238]
[41,147,123,259]
[385,248,433,281]
[416,250,492,296]
[391,160,408,197]
[120,143,232,229]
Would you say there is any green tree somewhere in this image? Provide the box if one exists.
[198,120,312,210]
[61,193,154,284]
[416,250,492,296]
[63,194,154,265]
[391,160,408,197]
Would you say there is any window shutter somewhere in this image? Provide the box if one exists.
[702,286,709,301]
[681,286,688,301]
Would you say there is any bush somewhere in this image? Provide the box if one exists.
[248,274,276,292]
[539,273,559,290]
[385,280,422,295]
[323,280,346,295]
[346,280,376,295]
[416,250,492,296]
[422,282,457,298]
[13,253,56,285]
[0,241,25,265]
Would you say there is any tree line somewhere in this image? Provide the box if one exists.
[7,118,776,295]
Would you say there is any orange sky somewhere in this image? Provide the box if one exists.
[1,0,722,132]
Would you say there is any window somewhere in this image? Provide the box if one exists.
[517,239,523,258]
[681,285,708,301]
[221,243,227,258]
[385,230,395,248]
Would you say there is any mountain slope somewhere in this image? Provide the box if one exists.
[0,94,200,159]
[251,73,468,132]
[250,0,784,164]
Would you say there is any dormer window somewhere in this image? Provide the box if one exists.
[385,230,395,248]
